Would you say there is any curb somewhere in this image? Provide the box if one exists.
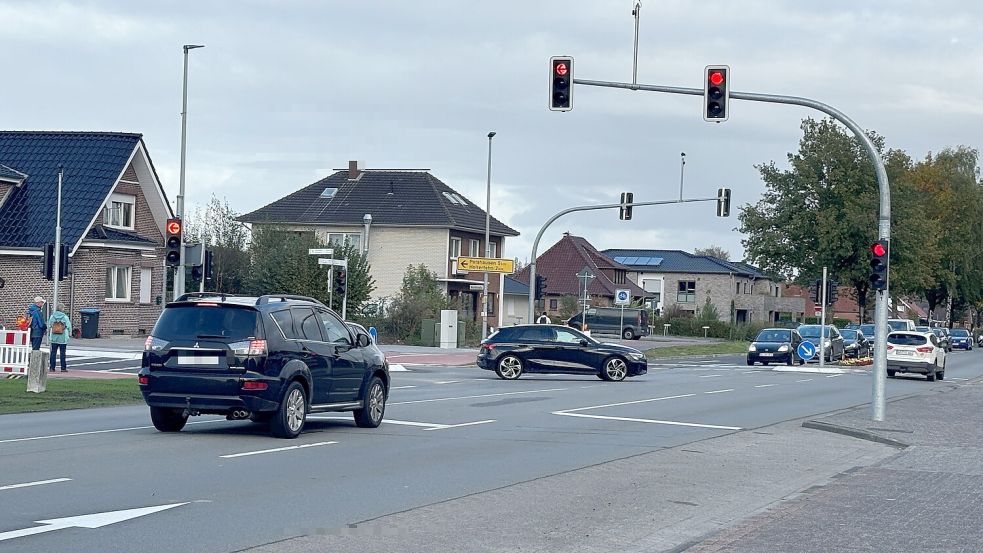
[801,420,909,449]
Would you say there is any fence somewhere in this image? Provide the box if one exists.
[0,330,30,377]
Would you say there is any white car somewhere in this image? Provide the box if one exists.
[886,331,946,381]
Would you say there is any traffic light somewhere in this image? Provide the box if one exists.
[58,243,70,281]
[165,218,182,267]
[41,243,54,281]
[190,265,203,281]
[204,250,214,283]
[619,192,633,221]
[812,279,822,304]
[535,275,548,301]
[716,188,731,217]
[549,56,573,111]
[703,65,730,122]
[826,280,839,305]
[334,269,348,297]
[869,240,889,291]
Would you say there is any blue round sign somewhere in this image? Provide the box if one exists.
[368,326,378,344]
[797,341,816,361]
[616,291,629,302]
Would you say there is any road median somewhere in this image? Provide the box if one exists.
[644,341,750,359]
[0,378,143,415]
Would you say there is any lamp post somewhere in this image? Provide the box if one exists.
[482,131,496,339]
[174,43,204,300]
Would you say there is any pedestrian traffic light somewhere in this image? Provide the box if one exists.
[869,240,889,291]
[204,249,214,282]
[549,56,573,111]
[58,243,70,281]
[619,192,633,221]
[41,243,54,280]
[826,280,839,305]
[334,269,348,297]
[165,218,182,267]
[716,188,731,217]
[703,65,730,122]
[535,275,548,301]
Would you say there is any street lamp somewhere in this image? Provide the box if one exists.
[482,131,496,339]
[174,43,204,300]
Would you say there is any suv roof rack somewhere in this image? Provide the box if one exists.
[256,294,325,306]
[175,292,236,302]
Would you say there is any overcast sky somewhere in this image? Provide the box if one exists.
[2,0,980,263]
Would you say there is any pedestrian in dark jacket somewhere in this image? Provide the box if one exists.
[26,296,46,350]
[48,304,72,372]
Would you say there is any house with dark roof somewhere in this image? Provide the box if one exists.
[0,132,173,336]
[512,233,650,319]
[240,162,520,328]
[603,249,806,324]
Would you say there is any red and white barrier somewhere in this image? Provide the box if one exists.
[0,330,30,376]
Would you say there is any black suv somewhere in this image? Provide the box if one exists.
[138,293,389,438]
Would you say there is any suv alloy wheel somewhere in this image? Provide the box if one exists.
[271,381,308,438]
[354,376,386,428]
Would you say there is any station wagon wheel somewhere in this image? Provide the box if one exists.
[601,357,628,382]
[496,355,524,380]
[355,376,386,428]
[271,381,307,439]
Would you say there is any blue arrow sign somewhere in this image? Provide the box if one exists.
[797,341,816,361]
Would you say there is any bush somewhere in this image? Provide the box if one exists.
[652,315,766,341]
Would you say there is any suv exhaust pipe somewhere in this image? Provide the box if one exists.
[227,409,250,420]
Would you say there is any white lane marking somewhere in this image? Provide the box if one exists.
[308,415,495,431]
[220,441,337,459]
[67,359,130,367]
[424,420,496,431]
[951,377,969,381]
[64,350,142,360]
[0,478,72,491]
[433,381,459,384]
[554,412,741,430]
[0,420,225,445]
[825,374,843,378]
[698,374,723,378]
[704,389,733,394]
[389,387,568,406]
[390,385,417,390]
[0,502,187,543]
[388,364,408,372]
[754,384,777,388]
[795,378,814,382]
[557,393,696,414]
[741,371,758,374]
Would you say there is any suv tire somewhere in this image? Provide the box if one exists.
[622,328,635,340]
[271,381,307,439]
[150,407,188,433]
[354,376,386,428]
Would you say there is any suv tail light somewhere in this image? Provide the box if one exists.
[242,380,268,391]
[145,336,168,351]
[916,346,934,353]
[231,340,267,356]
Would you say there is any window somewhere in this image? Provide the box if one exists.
[469,239,480,257]
[327,232,361,250]
[271,310,298,339]
[294,308,324,342]
[103,193,135,229]
[614,270,626,284]
[554,328,586,344]
[317,310,351,344]
[105,265,131,300]
[487,293,496,315]
[450,237,461,258]
[549,299,558,310]
[736,282,741,294]
[489,241,497,258]
[676,280,696,303]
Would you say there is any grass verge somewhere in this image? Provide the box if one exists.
[644,341,750,359]
[0,378,143,415]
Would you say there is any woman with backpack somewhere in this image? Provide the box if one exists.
[47,303,72,372]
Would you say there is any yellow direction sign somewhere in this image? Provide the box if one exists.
[456,257,515,274]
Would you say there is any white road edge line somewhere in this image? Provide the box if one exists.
[698,375,723,378]
[553,412,741,430]
[390,385,417,390]
[754,384,777,388]
[557,393,695,414]
[423,420,496,431]
[951,377,969,381]
[795,378,814,382]
[220,441,338,459]
[0,420,225,445]
[433,381,459,385]
[0,478,72,491]
[825,374,843,378]
[704,389,734,394]
[389,387,568,406]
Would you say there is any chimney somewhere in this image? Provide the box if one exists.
[348,160,364,180]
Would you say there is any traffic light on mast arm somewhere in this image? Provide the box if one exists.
[165,218,182,268]
[869,240,889,291]
[619,192,633,221]
[549,56,573,111]
[535,275,548,301]
[704,65,730,122]
[716,188,731,217]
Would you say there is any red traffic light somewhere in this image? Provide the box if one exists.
[554,62,568,76]
[708,71,725,86]
[871,242,886,257]
[166,220,181,235]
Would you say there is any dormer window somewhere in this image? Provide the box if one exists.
[103,193,136,230]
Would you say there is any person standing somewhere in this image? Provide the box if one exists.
[47,303,72,372]
[26,296,47,350]
[536,311,552,324]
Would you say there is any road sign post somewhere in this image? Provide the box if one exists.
[615,289,630,337]
[819,266,827,368]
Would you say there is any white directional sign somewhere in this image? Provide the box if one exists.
[0,502,188,543]
[318,258,347,267]
[308,248,334,255]
[615,289,630,306]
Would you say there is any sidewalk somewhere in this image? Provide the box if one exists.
[686,376,983,552]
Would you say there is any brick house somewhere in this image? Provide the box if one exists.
[512,233,650,319]
[602,249,806,324]
[0,132,173,336]
[239,162,519,328]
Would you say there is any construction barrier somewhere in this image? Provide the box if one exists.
[1,330,30,377]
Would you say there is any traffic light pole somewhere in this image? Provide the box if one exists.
[527,196,716,324]
[819,266,827,369]
[570,76,892,421]
[52,166,64,313]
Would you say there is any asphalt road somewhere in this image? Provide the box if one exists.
[1,350,981,552]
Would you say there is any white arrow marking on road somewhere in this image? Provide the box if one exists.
[0,502,188,542]
[0,478,72,491]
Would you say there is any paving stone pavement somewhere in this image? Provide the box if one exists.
[684,377,983,553]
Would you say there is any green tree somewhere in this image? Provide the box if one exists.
[698,296,720,321]
[183,195,251,294]
[557,294,581,320]
[385,265,451,342]
[693,245,731,261]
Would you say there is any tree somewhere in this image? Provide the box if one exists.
[183,195,251,294]
[698,295,720,321]
[557,294,581,320]
[327,241,375,314]
[386,265,451,342]
[694,246,730,261]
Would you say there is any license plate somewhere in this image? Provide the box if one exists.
[178,355,220,365]
[759,353,773,357]
[896,350,913,356]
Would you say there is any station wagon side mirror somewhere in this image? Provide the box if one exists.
[357,333,371,348]
[579,339,589,346]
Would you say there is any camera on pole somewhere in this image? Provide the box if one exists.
[549,56,573,111]
[716,188,731,217]
[619,192,633,221]
[704,65,730,122]
[165,218,182,267]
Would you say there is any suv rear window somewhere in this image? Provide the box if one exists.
[153,305,261,341]
[888,333,927,346]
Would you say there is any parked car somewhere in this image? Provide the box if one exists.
[477,324,647,381]
[929,328,952,352]
[747,328,805,366]
[139,293,390,439]
[886,331,946,381]
[566,307,650,340]
[887,318,917,332]
[840,329,871,358]
[796,324,845,362]
[949,328,974,351]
